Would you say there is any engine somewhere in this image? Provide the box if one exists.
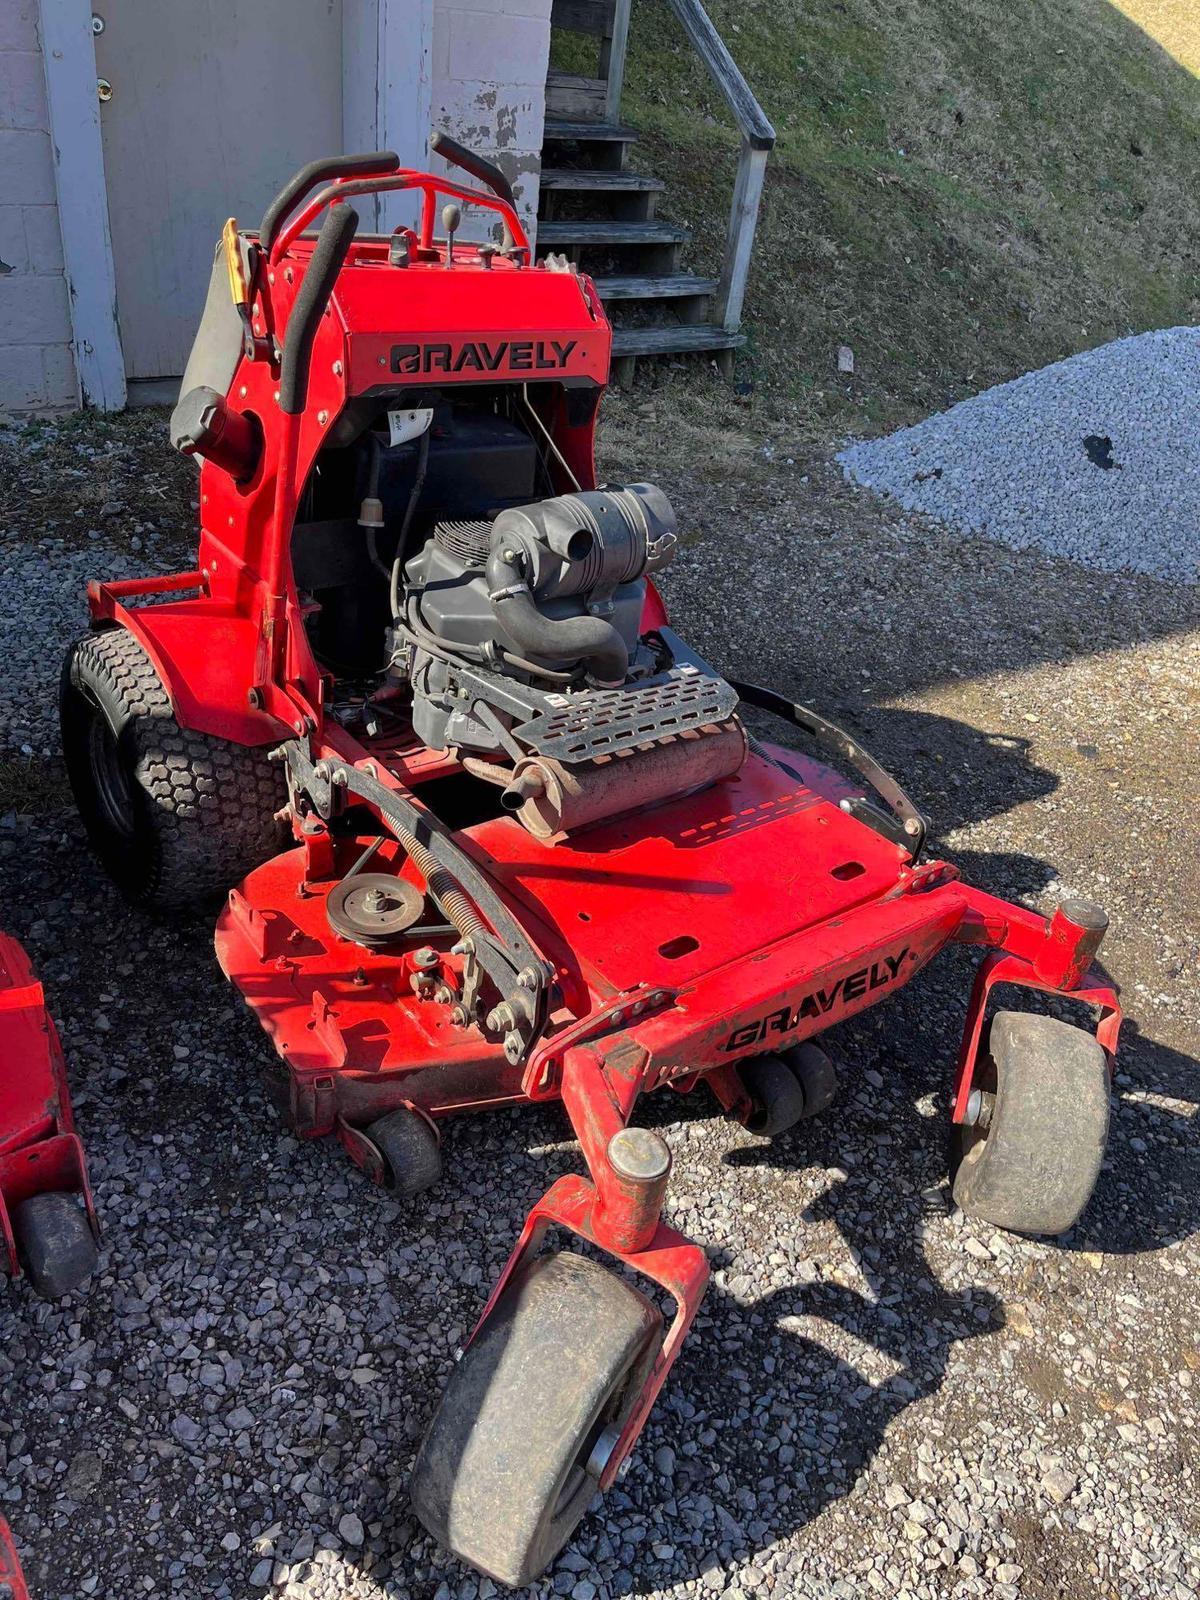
[391,481,745,837]
[293,398,746,840]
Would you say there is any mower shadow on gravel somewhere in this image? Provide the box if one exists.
[1061,1018,1200,1259]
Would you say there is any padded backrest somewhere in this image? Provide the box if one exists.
[169,242,244,451]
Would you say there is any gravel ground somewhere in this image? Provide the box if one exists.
[0,404,1198,1600]
[836,328,1200,583]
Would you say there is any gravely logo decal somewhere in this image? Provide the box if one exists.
[391,339,578,376]
[721,947,911,1052]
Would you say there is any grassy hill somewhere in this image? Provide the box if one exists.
[557,0,1200,437]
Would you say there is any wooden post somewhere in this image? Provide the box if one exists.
[601,0,632,125]
[715,140,768,332]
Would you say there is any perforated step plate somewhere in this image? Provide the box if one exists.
[512,667,739,763]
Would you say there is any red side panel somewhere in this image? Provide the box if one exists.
[340,262,609,392]
[0,933,95,1276]
[0,1519,30,1600]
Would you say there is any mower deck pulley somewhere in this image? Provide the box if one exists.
[325,872,427,948]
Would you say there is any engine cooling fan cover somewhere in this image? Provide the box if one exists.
[433,518,492,567]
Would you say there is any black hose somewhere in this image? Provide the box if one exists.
[389,427,432,620]
[484,548,629,685]
[363,433,392,582]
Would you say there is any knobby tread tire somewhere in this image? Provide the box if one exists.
[61,627,283,913]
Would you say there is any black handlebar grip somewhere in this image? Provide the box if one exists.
[279,205,358,417]
[259,151,399,250]
[429,131,515,207]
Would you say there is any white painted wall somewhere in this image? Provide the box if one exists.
[428,0,552,243]
[0,0,77,411]
[1,0,550,410]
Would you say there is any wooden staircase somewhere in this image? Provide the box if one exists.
[538,0,773,383]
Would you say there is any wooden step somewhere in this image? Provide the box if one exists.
[539,168,664,193]
[543,118,640,144]
[592,272,718,301]
[610,325,745,357]
[546,71,606,118]
[538,219,690,247]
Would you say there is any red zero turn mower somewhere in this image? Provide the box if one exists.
[60,143,1120,1586]
[0,931,99,1300]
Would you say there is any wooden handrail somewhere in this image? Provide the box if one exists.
[664,0,775,150]
[662,0,775,331]
[553,0,772,335]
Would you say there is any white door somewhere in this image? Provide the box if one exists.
[93,0,345,379]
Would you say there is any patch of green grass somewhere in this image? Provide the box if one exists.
[573,0,1200,436]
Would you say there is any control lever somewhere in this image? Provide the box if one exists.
[442,203,461,268]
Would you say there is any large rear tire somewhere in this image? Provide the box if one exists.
[410,1251,662,1586]
[951,1010,1110,1236]
[61,628,283,913]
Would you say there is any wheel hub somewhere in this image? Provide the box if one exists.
[86,710,136,839]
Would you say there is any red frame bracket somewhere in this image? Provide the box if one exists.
[951,949,1122,1123]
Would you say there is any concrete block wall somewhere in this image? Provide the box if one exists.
[0,1,78,411]
[429,0,552,244]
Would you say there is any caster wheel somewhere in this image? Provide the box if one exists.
[741,1052,808,1136]
[365,1107,442,1197]
[782,1041,837,1119]
[410,1251,662,1586]
[12,1192,98,1299]
[951,1010,1110,1236]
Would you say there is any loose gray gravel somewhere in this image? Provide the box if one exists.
[837,327,1200,582]
[1,408,1198,1600]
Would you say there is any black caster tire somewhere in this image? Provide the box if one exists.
[365,1107,443,1197]
[741,1052,809,1136]
[782,1041,837,1119]
[13,1192,98,1299]
[951,1009,1110,1236]
[60,628,284,913]
[410,1251,662,1587]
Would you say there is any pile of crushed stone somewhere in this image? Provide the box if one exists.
[838,327,1200,583]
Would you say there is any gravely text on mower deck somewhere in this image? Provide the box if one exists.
[61,142,1121,1586]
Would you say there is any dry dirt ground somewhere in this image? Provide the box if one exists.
[0,397,1197,1600]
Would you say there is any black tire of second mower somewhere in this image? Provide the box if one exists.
[13,1192,98,1299]
[951,1009,1111,1236]
[410,1251,663,1587]
[61,628,284,913]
